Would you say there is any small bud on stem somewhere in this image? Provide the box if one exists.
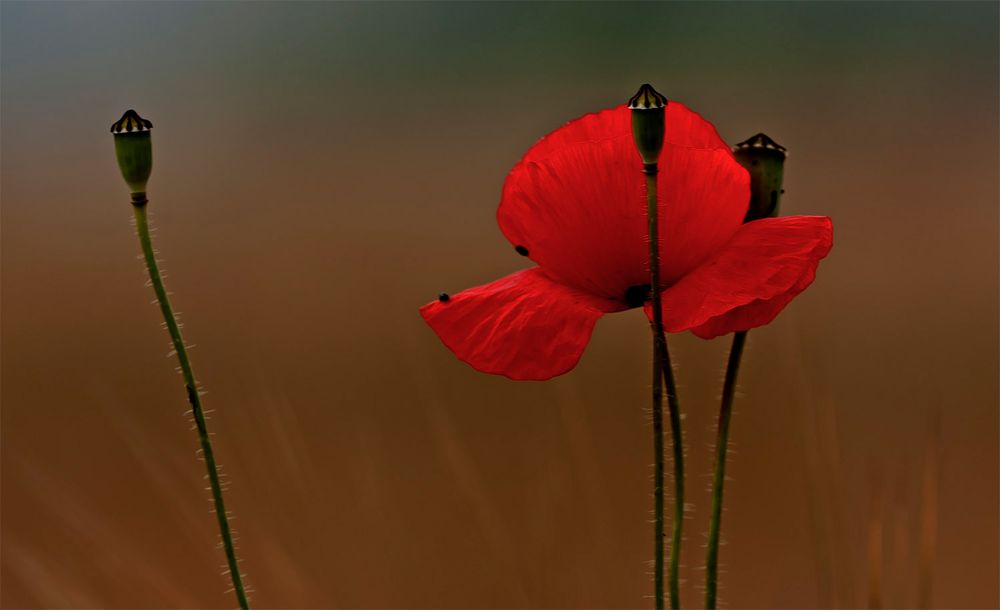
[111,109,250,609]
[707,132,789,610]
[629,82,682,610]
[628,84,668,171]
[733,133,786,222]
[111,109,153,195]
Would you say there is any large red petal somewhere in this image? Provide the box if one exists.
[498,103,748,304]
[419,268,625,381]
[687,270,816,340]
[646,216,833,337]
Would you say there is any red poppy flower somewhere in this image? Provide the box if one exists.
[420,103,832,381]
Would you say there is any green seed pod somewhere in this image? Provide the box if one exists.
[628,83,668,170]
[733,133,786,222]
[110,109,153,194]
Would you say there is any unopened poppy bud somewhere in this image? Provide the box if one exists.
[628,84,668,171]
[110,109,153,195]
[733,133,786,222]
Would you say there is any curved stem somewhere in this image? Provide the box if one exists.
[132,196,250,610]
[661,336,684,610]
[645,167,683,609]
[705,330,746,609]
[650,337,665,610]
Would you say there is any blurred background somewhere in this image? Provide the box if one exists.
[2,2,997,608]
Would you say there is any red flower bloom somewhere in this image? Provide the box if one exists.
[421,103,833,380]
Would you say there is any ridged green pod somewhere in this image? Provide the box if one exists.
[111,110,153,194]
[628,83,668,168]
[733,133,785,222]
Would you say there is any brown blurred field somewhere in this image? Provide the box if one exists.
[2,2,997,609]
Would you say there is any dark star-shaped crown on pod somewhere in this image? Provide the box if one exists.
[628,84,668,110]
[735,133,785,154]
[110,109,153,134]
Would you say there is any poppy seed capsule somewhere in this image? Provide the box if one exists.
[733,133,786,222]
[111,109,153,195]
[628,83,668,170]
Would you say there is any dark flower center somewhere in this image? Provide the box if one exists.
[624,284,651,308]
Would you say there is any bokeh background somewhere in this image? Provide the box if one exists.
[2,2,997,608]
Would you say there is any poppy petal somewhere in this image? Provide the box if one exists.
[498,104,748,303]
[519,102,732,164]
[419,268,625,381]
[646,216,833,337]
[687,270,816,340]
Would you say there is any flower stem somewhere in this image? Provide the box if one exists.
[131,194,250,610]
[704,330,746,610]
[645,167,683,610]
[661,333,684,610]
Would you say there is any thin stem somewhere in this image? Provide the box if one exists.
[651,334,665,610]
[132,195,250,610]
[661,333,684,610]
[645,166,682,610]
[705,330,746,609]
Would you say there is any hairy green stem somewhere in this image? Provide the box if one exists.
[705,330,746,609]
[661,334,683,610]
[650,334,665,609]
[645,167,683,610]
[132,195,250,610]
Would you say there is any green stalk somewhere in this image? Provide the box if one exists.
[131,194,250,610]
[645,168,683,610]
[703,130,786,607]
[650,325,665,610]
[629,84,681,609]
[704,330,746,609]
[661,331,684,610]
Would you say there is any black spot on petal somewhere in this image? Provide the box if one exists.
[438,292,450,302]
